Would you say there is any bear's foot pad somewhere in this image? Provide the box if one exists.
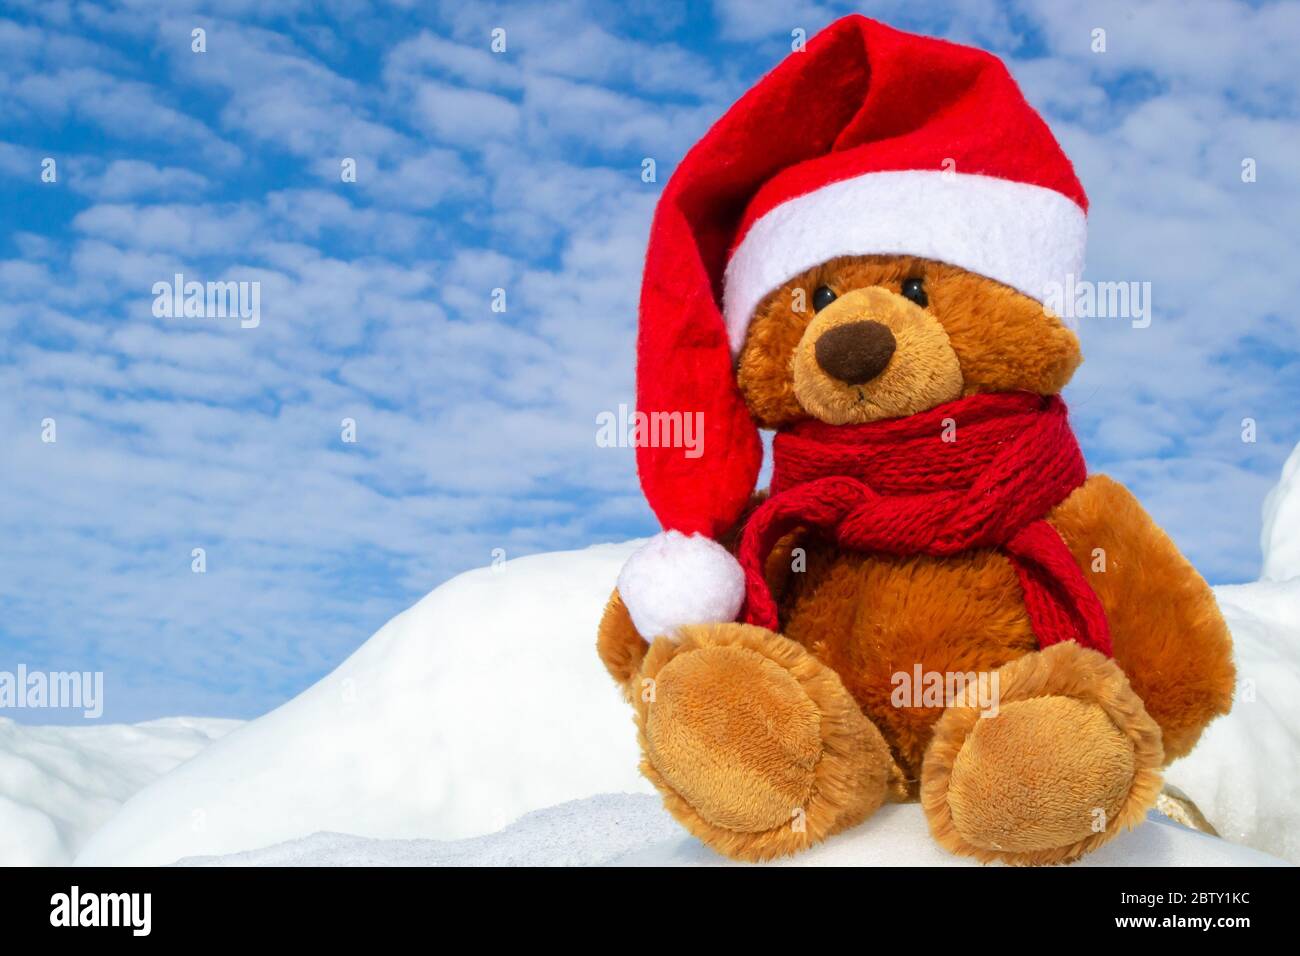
[636,622,900,862]
[921,641,1164,865]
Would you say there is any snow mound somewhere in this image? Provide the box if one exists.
[176,794,1287,867]
[1166,578,1300,863]
[1261,441,1300,581]
[176,793,679,867]
[76,543,653,866]
[0,717,238,865]
[1161,441,1300,864]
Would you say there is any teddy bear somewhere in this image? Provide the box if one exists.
[595,15,1235,865]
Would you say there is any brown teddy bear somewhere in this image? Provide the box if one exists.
[595,16,1235,865]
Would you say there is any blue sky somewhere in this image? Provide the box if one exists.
[2,0,1298,723]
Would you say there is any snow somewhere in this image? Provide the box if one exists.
[1165,578,1300,863]
[176,794,681,867]
[74,542,654,866]
[174,794,1286,867]
[1261,441,1300,581]
[0,717,238,865]
[1,443,1291,868]
[1160,441,1300,864]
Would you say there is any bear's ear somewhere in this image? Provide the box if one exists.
[929,265,1083,396]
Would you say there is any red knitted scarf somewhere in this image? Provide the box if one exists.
[736,392,1112,656]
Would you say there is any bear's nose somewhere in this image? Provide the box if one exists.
[814,320,897,385]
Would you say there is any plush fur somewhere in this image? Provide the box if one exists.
[597,589,647,690]
[921,641,1164,864]
[1048,475,1236,761]
[789,286,963,424]
[598,253,1235,864]
[635,622,905,862]
[738,255,1082,428]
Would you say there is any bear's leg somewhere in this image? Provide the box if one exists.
[920,641,1164,865]
[635,621,903,862]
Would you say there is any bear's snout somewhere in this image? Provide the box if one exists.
[789,285,963,425]
[814,320,896,385]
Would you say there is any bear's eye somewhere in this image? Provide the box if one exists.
[812,285,837,312]
[901,277,928,308]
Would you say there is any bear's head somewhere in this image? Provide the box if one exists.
[617,15,1094,641]
[737,254,1082,429]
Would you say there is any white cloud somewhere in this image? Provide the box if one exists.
[412,80,521,145]
[71,159,210,200]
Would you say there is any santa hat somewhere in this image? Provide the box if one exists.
[617,14,1088,641]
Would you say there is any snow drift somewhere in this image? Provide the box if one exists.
[1165,581,1300,861]
[44,441,1300,865]
[1261,442,1300,581]
[75,542,653,866]
[0,717,238,865]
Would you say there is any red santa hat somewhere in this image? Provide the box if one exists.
[617,14,1088,641]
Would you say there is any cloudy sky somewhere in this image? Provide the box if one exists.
[2,0,1297,723]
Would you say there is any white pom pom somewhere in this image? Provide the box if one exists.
[616,531,745,642]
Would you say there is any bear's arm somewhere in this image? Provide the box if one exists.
[596,493,775,690]
[1047,473,1236,762]
[596,589,644,691]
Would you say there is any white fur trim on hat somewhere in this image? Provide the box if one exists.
[722,169,1088,351]
[616,531,745,641]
